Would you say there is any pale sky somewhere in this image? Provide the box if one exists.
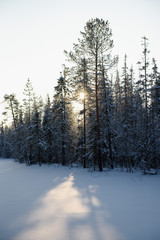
[0,0,160,117]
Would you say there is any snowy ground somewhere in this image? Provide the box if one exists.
[0,159,160,240]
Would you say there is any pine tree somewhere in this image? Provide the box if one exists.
[149,59,160,170]
[114,70,122,117]
[23,78,35,165]
[137,37,151,171]
[0,122,4,156]
[42,95,54,163]
[99,61,115,169]
[53,73,74,166]
[65,18,117,171]
[3,94,24,160]
[29,97,43,166]
[3,94,19,130]
[63,55,92,168]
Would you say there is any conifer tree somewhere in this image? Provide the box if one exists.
[29,97,43,165]
[3,94,19,130]
[0,122,4,157]
[23,78,35,165]
[42,95,54,163]
[137,37,151,170]
[53,73,74,165]
[65,18,117,171]
[150,59,160,170]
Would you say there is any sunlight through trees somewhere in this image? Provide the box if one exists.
[0,18,160,173]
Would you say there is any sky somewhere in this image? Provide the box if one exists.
[0,0,160,119]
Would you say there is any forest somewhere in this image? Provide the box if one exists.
[0,18,160,172]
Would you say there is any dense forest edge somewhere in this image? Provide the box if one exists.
[0,18,160,173]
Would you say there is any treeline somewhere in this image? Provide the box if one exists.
[0,18,160,172]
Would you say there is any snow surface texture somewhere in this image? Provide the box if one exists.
[0,159,160,240]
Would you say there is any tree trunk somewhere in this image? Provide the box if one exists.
[95,50,103,171]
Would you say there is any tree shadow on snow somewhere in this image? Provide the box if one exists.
[13,173,123,240]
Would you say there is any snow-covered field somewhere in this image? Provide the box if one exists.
[0,158,160,240]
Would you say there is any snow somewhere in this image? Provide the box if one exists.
[0,159,160,240]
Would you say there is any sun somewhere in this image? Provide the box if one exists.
[79,92,85,100]
[72,92,84,113]
[72,101,83,113]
